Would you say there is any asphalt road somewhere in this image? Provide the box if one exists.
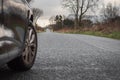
[0,32,120,80]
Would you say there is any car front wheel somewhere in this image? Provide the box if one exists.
[7,24,37,71]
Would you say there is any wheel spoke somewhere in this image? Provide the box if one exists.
[30,43,36,48]
[28,28,33,41]
[24,47,29,61]
[28,48,34,63]
[30,34,35,43]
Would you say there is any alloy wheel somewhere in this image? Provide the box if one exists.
[22,27,37,65]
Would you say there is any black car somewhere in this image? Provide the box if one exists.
[0,0,37,71]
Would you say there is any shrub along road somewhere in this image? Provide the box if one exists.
[0,32,120,80]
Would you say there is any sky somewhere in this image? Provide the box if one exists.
[31,0,120,27]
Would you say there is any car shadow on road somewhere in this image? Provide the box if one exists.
[0,65,40,80]
[0,65,25,80]
[0,66,17,80]
[0,65,56,80]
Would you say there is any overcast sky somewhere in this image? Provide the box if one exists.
[31,0,68,18]
[31,0,120,27]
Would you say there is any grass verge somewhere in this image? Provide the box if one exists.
[65,31,120,40]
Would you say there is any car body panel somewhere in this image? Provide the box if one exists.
[0,0,32,66]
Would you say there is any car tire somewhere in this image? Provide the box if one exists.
[7,23,37,71]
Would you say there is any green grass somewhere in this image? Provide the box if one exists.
[66,31,120,40]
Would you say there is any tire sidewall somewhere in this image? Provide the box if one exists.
[21,22,38,69]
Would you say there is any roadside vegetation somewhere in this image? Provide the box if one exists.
[48,1,120,39]
[62,30,120,39]
[57,18,120,39]
[56,22,120,39]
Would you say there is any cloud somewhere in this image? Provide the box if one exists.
[104,0,120,5]
[37,19,49,27]
[32,0,120,18]
[31,0,68,19]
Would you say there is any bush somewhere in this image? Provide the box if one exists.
[63,19,74,27]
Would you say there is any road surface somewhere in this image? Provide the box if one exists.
[0,32,120,80]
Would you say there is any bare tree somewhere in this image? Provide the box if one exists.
[101,3,119,22]
[63,0,100,28]
[32,8,43,25]
[26,0,33,3]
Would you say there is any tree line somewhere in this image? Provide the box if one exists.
[49,0,120,31]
